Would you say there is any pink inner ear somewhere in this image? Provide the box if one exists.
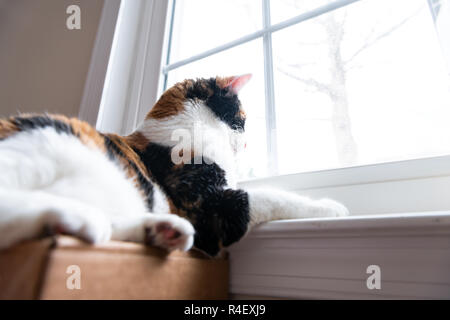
[227,74,252,94]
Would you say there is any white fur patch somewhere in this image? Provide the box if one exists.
[0,127,148,216]
[247,188,349,229]
[0,127,195,250]
[138,101,244,188]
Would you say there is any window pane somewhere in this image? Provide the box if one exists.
[272,0,450,175]
[166,40,268,179]
[270,0,337,24]
[169,0,262,63]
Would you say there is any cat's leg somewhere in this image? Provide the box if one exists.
[246,188,349,228]
[0,188,112,250]
[191,188,349,256]
[111,214,194,252]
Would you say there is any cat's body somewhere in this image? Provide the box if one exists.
[0,75,348,257]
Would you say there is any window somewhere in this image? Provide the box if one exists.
[161,0,450,181]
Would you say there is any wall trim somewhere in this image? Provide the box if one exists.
[95,0,169,135]
[79,0,121,126]
[229,212,450,299]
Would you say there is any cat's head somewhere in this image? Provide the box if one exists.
[148,74,251,130]
[139,75,252,159]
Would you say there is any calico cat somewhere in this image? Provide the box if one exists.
[0,75,348,257]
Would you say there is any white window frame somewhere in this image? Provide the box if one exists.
[86,0,450,299]
[78,0,121,126]
[92,0,170,135]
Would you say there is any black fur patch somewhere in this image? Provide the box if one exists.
[186,78,246,132]
[103,135,155,211]
[12,115,74,135]
[135,142,250,256]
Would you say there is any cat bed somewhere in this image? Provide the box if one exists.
[0,236,228,299]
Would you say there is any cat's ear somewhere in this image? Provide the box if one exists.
[225,74,252,94]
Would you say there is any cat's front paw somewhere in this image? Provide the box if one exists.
[143,214,195,252]
[317,199,350,217]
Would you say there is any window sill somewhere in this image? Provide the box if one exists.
[228,211,450,299]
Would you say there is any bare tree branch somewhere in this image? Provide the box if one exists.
[344,6,424,64]
[277,66,334,96]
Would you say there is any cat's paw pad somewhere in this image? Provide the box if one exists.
[144,215,194,252]
[317,199,350,217]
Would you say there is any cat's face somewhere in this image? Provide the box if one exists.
[144,75,252,158]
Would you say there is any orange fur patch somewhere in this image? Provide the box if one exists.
[0,119,18,139]
[105,133,151,180]
[69,118,107,152]
[146,80,193,119]
[125,131,150,152]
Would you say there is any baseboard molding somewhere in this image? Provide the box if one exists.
[229,212,450,299]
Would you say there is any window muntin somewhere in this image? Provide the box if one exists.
[166,39,269,178]
[169,0,262,62]
[270,0,337,24]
